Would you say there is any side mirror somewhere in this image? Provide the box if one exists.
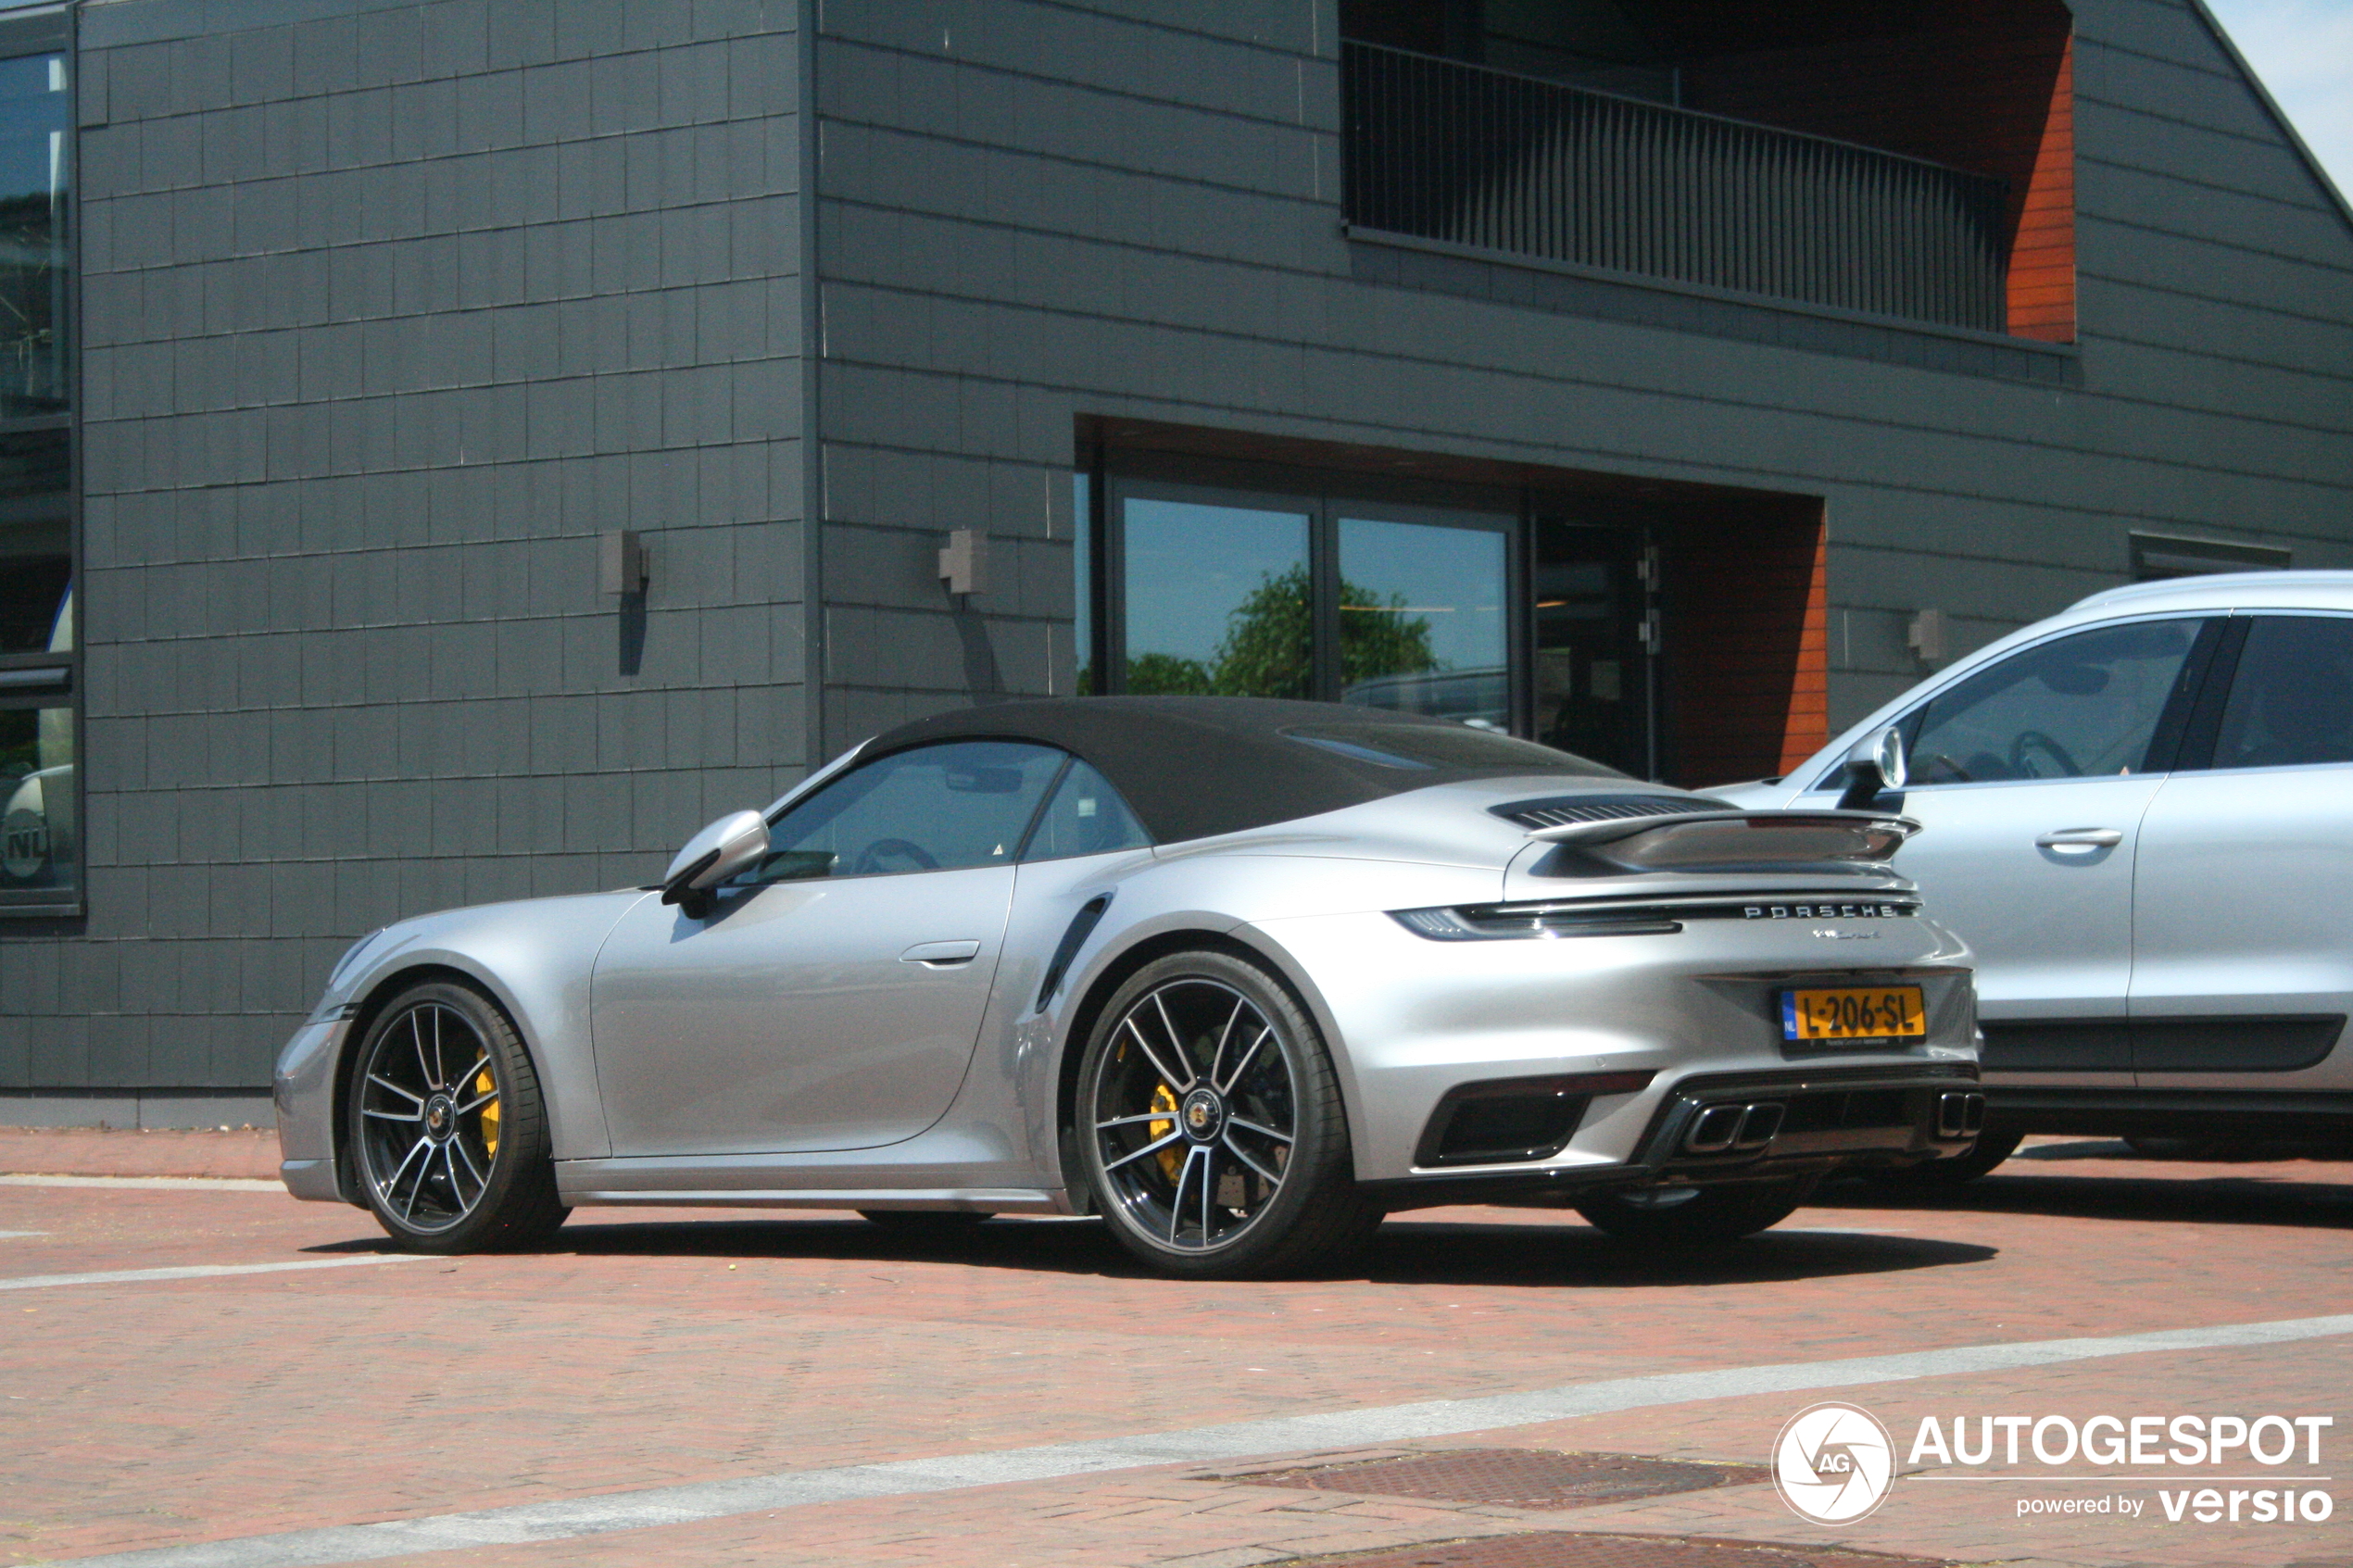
[660,809,770,919]
[1837,725,1908,810]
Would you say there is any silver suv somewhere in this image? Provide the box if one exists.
[1720,571,2353,1175]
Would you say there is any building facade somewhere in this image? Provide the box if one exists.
[2,0,2349,1122]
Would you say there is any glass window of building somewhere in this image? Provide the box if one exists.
[0,42,73,912]
[1336,516,1508,728]
[1088,472,1517,729]
[1119,495,1312,698]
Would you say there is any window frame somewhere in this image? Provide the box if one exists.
[1091,462,1526,733]
[0,11,77,919]
[2171,612,2353,775]
[739,739,1074,887]
[1805,614,2225,794]
[1015,754,1154,864]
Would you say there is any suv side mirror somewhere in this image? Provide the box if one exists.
[660,809,770,919]
[1837,725,1909,810]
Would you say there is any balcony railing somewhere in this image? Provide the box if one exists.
[1341,42,2012,335]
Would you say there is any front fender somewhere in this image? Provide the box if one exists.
[330,891,653,1164]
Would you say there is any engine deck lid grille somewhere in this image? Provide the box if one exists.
[1493,794,1730,832]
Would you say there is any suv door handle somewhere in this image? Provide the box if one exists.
[900,940,981,967]
[2036,827,2124,850]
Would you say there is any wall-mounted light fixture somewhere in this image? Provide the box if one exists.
[599,529,648,597]
[1906,608,1948,664]
[938,528,989,596]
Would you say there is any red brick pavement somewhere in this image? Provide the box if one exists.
[0,1126,279,1181]
[1,1138,2348,1566]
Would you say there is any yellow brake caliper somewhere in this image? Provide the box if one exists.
[1149,1082,1181,1182]
[474,1068,501,1158]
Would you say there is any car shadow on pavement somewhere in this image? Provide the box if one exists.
[1364,1219,1994,1287]
[1811,1160,2353,1229]
[331,1210,1994,1287]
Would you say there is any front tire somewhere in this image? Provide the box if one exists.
[347,981,569,1253]
[1576,1174,1819,1244]
[1076,950,1377,1278]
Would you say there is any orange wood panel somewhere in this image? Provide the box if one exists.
[1660,510,1830,788]
[1675,1,2076,343]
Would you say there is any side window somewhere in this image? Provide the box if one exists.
[2211,617,2353,770]
[1021,759,1151,861]
[1905,620,2201,785]
[744,741,1064,884]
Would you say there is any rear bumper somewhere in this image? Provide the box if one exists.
[1363,1060,1982,1210]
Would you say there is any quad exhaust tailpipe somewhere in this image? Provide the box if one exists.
[1685,1101,1786,1154]
[1937,1090,1986,1139]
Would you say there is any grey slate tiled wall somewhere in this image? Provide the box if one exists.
[7,0,2353,1096]
[1,0,809,1091]
[808,0,2353,745]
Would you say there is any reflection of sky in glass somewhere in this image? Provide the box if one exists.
[1123,498,1308,665]
[1339,518,1506,672]
[0,55,65,207]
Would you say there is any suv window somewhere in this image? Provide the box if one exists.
[744,741,1065,883]
[2211,616,2353,770]
[1904,619,2201,785]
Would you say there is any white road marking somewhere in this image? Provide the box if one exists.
[48,1310,2353,1568]
[0,1230,47,1238]
[0,1174,283,1192]
[0,1257,430,1292]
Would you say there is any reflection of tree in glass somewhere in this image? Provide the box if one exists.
[1336,575,1435,684]
[1126,566,1436,699]
[0,187,59,409]
[1123,652,1213,696]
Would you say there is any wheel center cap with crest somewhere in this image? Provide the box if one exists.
[1180,1087,1226,1142]
[424,1095,454,1140]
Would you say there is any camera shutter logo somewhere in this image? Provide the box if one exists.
[1774,1401,1895,1524]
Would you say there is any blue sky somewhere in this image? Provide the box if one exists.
[2206,0,2353,198]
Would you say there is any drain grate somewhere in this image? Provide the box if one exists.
[1287,1532,1953,1568]
[1233,1449,1769,1510]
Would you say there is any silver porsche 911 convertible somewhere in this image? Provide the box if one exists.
[276,697,1982,1277]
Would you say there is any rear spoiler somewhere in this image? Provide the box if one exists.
[1525,810,1919,870]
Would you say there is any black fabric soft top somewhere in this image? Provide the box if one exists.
[861,696,1620,846]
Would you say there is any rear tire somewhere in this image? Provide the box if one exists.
[1870,1128,2024,1187]
[1076,949,1378,1279]
[1576,1174,1819,1244]
[346,980,569,1254]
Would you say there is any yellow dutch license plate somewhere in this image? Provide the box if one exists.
[1780,985,1927,1044]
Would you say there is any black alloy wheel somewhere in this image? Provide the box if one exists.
[347,980,568,1253]
[1077,949,1377,1278]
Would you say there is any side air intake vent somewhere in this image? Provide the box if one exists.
[1492,795,1731,832]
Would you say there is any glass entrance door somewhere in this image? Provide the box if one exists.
[1533,519,1655,778]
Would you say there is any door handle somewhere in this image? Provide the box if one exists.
[900,940,981,967]
[2036,827,2124,850]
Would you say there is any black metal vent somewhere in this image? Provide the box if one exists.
[1491,795,1729,832]
[1342,41,2013,334]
